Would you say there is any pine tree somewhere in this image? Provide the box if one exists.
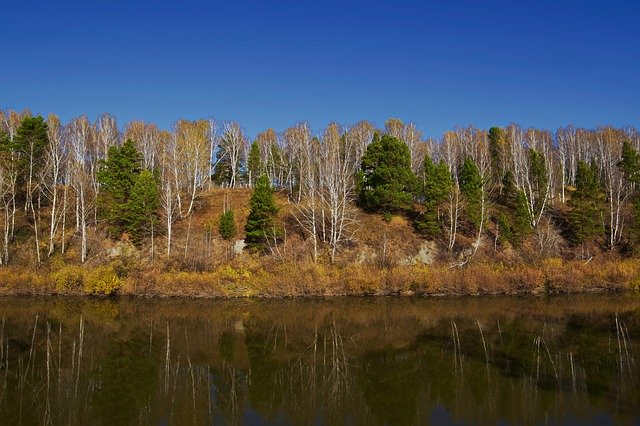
[245,174,278,250]
[357,133,417,213]
[459,157,484,231]
[528,148,548,223]
[618,141,640,247]
[416,156,452,237]
[246,140,262,186]
[568,161,604,245]
[488,126,505,187]
[512,189,532,244]
[219,209,236,240]
[12,116,49,199]
[497,212,513,246]
[97,139,143,237]
[125,170,160,246]
[618,141,640,184]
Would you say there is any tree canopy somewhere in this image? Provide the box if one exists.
[245,175,278,250]
[357,134,417,213]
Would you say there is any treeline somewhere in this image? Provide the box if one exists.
[1,108,639,267]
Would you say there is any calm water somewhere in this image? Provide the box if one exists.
[0,295,639,425]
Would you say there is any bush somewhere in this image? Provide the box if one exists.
[84,265,122,296]
[219,209,236,240]
[52,264,84,293]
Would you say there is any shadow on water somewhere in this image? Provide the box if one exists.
[0,294,639,425]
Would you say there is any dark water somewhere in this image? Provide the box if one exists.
[0,295,639,425]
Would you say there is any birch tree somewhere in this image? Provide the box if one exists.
[66,116,94,263]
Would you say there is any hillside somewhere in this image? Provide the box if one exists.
[0,186,638,298]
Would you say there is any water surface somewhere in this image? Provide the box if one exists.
[0,294,639,425]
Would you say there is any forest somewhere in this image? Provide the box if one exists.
[1,108,640,297]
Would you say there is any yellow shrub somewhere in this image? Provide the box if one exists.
[84,266,122,296]
[52,264,84,293]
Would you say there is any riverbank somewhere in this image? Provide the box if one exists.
[0,257,638,298]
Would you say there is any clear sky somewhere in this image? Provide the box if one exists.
[1,0,638,138]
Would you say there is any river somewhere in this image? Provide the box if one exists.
[0,294,638,425]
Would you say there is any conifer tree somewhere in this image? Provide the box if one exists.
[126,170,160,246]
[245,174,278,249]
[417,156,452,237]
[618,141,640,247]
[219,209,236,240]
[497,212,513,246]
[568,161,604,245]
[459,157,484,231]
[512,190,532,244]
[97,139,143,237]
[12,116,49,201]
[357,133,417,213]
[488,126,505,187]
[246,140,263,186]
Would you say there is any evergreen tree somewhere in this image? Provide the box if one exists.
[219,209,236,240]
[458,157,484,231]
[97,139,143,237]
[125,170,160,246]
[497,212,513,246]
[245,174,278,250]
[512,189,532,244]
[568,161,604,245]
[618,141,640,184]
[528,148,548,223]
[618,141,640,247]
[357,133,417,213]
[416,156,452,237]
[488,126,505,187]
[12,116,49,198]
[246,140,263,186]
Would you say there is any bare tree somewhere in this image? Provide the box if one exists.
[217,121,248,188]
[319,123,360,262]
[66,116,94,263]
[44,114,67,256]
[173,119,210,217]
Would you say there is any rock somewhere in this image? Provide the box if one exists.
[108,241,138,259]
[233,239,246,255]
[400,241,438,265]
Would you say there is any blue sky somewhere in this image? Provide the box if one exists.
[1,0,638,138]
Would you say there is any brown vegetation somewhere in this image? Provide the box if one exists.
[0,187,639,299]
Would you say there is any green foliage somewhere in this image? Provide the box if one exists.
[12,116,49,195]
[512,190,532,243]
[568,161,604,245]
[618,141,640,184]
[497,212,513,246]
[630,197,640,249]
[245,175,278,250]
[358,134,417,213]
[527,148,548,222]
[125,170,160,246]
[617,142,640,247]
[84,265,122,296]
[422,157,452,204]
[97,139,143,236]
[247,140,263,184]
[417,156,452,237]
[488,126,505,185]
[219,209,236,240]
[459,157,484,231]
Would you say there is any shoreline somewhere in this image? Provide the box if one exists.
[1,258,638,299]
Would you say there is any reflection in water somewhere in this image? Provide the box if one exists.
[0,295,639,425]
